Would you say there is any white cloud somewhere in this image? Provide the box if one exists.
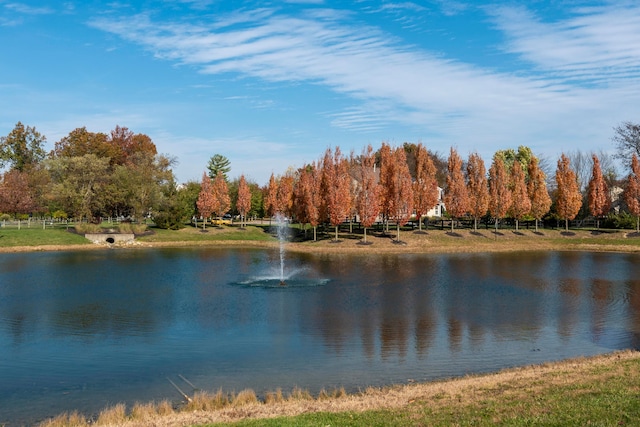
[487,4,640,85]
[87,4,640,172]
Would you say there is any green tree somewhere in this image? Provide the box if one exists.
[113,153,175,221]
[0,122,47,172]
[47,154,111,220]
[207,154,231,181]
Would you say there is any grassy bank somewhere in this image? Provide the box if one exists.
[2,222,640,254]
[40,350,640,427]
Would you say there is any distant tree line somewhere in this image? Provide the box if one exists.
[2,121,640,234]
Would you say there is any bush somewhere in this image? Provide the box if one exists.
[118,222,147,234]
[602,212,637,229]
[74,223,102,234]
[152,211,186,230]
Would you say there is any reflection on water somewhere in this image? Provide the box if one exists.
[1,249,639,425]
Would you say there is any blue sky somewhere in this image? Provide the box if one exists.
[2,1,640,185]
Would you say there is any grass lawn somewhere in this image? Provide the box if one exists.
[0,227,90,247]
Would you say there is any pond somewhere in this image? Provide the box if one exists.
[1,248,639,425]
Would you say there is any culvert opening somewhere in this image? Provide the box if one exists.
[106,237,115,244]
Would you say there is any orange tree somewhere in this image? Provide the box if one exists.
[466,152,489,231]
[555,153,583,231]
[443,147,469,232]
[587,154,610,229]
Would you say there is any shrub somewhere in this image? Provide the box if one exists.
[602,212,637,229]
[117,222,147,234]
[74,223,102,234]
[152,211,187,230]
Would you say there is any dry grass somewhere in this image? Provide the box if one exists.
[95,403,127,425]
[38,411,88,427]
[37,350,639,427]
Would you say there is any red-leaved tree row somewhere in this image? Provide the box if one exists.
[194,144,640,237]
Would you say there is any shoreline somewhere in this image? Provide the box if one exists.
[2,227,640,255]
[40,350,640,427]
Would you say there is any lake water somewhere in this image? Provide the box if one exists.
[1,248,639,425]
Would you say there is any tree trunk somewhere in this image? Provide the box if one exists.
[535,218,539,232]
[515,219,519,231]
[396,222,401,242]
[451,218,454,232]
[313,226,317,241]
[363,227,368,243]
[565,218,569,231]
[335,225,339,241]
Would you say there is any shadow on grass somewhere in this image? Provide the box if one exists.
[561,231,576,236]
[392,240,408,245]
[413,230,429,235]
[470,231,488,238]
[356,240,374,246]
[512,231,525,236]
[533,231,545,236]
[446,231,463,238]
[626,232,640,238]
[492,231,505,237]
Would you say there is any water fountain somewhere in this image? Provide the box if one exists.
[275,213,288,286]
[232,214,329,288]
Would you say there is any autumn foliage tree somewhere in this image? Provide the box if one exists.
[211,171,231,222]
[196,172,214,229]
[624,154,640,232]
[510,161,531,231]
[489,155,512,233]
[236,175,251,228]
[390,147,414,242]
[413,143,439,232]
[587,154,610,229]
[555,153,583,231]
[264,173,278,220]
[354,145,380,244]
[527,157,551,231]
[443,148,469,231]
[295,163,321,240]
[275,174,294,218]
[377,143,394,232]
[321,147,352,241]
[466,152,489,231]
[0,169,36,219]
